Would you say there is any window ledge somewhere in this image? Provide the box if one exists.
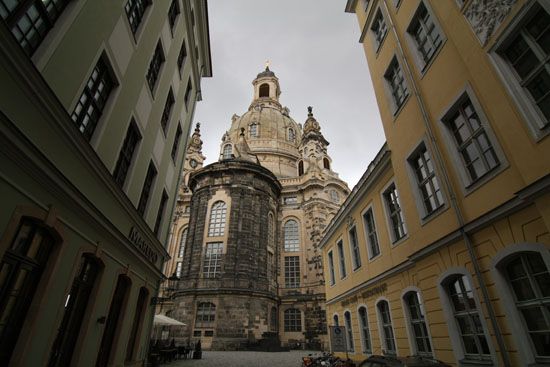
[459,358,493,367]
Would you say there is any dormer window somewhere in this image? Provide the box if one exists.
[249,123,258,138]
[222,144,232,160]
[288,128,295,142]
[259,83,270,97]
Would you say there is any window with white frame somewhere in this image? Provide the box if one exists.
[349,226,361,270]
[175,261,182,277]
[328,251,336,286]
[407,1,443,70]
[503,252,550,359]
[284,308,301,332]
[371,9,388,51]
[383,183,407,242]
[377,300,396,355]
[249,123,258,138]
[442,95,500,183]
[222,144,232,160]
[358,306,372,354]
[178,228,187,258]
[384,57,409,112]
[195,302,216,327]
[284,256,300,288]
[409,144,444,216]
[445,274,491,359]
[344,311,355,352]
[202,242,223,278]
[208,201,227,237]
[496,5,550,133]
[284,219,300,252]
[362,208,380,258]
[337,240,347,278]
[404,291,432,356]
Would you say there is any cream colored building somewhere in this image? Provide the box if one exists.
[0,1,211,366]
[320,0,550,366]
[163,67,350,349]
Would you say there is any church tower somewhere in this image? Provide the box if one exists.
[166,68,350,350]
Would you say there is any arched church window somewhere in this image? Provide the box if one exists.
[222,144,232,160]
[283,219,299,252]
[298,161,304,176]
[268,213,274,248]
[330,190,339,203]
[270,306,278,331]
[259,83,270,97]
[249,123,258,138]
[323,157,330,170]
[178,228,188,258]
[288,128,295,142]
[208,201,227,237]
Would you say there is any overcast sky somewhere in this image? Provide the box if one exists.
[194,0,386,187]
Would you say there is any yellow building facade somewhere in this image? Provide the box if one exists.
[320,0,550,366]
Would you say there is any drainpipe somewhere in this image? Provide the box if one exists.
[380,1,511,365]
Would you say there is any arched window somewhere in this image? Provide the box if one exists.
[445,274,490,358]
[196,302,216,327]
[126,287,149,362]
[178,228,188,258]
[298,161,304,176]
[222,144,232,160]
[270,306,278,331]
[323,157,330,169]
[358,306,372,354]
[377,300,396,355]
[208,201,227,237]
[268,213,274,248]
[283,219,299,252]
[330,190,339,203]
[0,217,57,365]
[259,83,270,97]
[404,291,432,356]
[504,252,550,358]
[288,128,295,142]
[284,308,301,332]
[249,123,258,137]
[333,314,339,326]
[344,311,354,352]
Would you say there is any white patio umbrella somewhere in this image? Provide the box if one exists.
[153,314,186,326]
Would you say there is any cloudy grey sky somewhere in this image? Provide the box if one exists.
[194,0,386,187]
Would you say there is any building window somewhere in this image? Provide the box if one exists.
[113,120,142,188]
[178,228,187,258]
[49,255,100,367]
[284,256,300,288]
[125,0,151,35]
[358,306,372,354]
[270,307,278,331]
[195,302,216,327]
[407,1,443,69]
[222,144,232,160]
[284,308,302,332]
[377,300,396,355]
[137,161,157,216]
[371,9,388,51]
[288,128,296,142]
[171,124,182,162]
[333,314,339,326]
[177,40,187,73]
[184,79,193,107]
[249,123,258,137]
[349,226,361,270]
[0,0,70,55]
[146,40,165,93]
[504,252,550,358]
[125,287,148,362]
[283,219,300,252]
[153,190,168,235]
[323,158,330,170]
[443,96,500,183]
[404,291,432,356]
[284,196,298,205]
[384,57,409,113]
[298,161,304,176]
[383,183,407,243]
[409,144,444,216]
[202,242,223,278]
[71,55,117,141]
[160,89,174,134]
[330,190,339,203]
[328,251,336,286]
[446,274,491,359]
[497,5,550,132]
[337,240,347,279]
[167,0,180,33]
[344,311,355,352]
[259,83,270,97]
[175,261,182,277]
[208,201,227,237]
[362,208,380,259]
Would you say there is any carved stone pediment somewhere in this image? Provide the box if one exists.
[464,0,517,46]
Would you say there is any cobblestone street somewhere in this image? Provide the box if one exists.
[166,350,315,367]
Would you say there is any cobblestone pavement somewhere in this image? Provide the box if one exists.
[166,350,317,367]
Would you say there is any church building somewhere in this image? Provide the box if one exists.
[163,67,350,350]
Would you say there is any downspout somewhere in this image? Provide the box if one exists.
[380,1,511,366]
